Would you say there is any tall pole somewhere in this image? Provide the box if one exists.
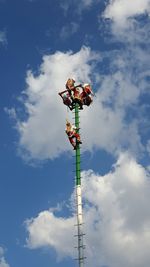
[75,103,84,267]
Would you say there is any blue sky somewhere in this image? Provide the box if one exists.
[0,0,150,267]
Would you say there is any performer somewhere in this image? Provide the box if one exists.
[65,78,76,92]
[80,83,94,106]
[59,79,94,110]
[65,78,83,109]
[58,90,73,110]
[65,120,82,150]
[71,86,83,110]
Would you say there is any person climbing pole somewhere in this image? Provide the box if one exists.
[65,120,82,150]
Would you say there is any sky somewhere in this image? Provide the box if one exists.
[0,0,150,267]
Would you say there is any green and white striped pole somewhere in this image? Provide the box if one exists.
[75,102,84,267]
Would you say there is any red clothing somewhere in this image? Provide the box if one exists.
[83,95,92,106]
[72,87,81,99]
[66,124,81,148]
[84,84,93,94]
[68,132,80,148]
[80,84,93,106]
[62,92,72,106]
[59,91,72,109]
[80,91,87,99]
[67,130,80,140]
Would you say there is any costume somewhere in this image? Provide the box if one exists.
[71,86,83,110]
[58,91,73,110]
[65,78,83,109]
[80,84,93,106]
[58,79,95,151]
[65,78,75,93]
[59,79,94,111]
[65,121,82,149]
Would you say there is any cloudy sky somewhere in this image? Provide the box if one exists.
[0,0,150,266]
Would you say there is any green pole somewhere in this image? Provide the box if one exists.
[75,103,81,186]
[75,102,84,267]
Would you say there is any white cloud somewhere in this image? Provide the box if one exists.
[4,107,17,120]
[84,153,150,267]
[102,0,150,48]
[26,153,150,267]
[11,42,150,161]
[60,0,101,14]
[0,31,7,46]
[146,140,150,154]
[14,46,100,161]
[104,0,150,29]
[0,248,10,267]
[11,2,150,162]
[80,65,144,155]
[79,0,100,8]
[60,22,79,40]
[26,211,75,259]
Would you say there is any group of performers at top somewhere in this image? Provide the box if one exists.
[58,78,94,150]
[58,78,94,111]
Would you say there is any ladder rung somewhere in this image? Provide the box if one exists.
[74,257,87,261]
[74,245,86,249]
[74,233,86,237]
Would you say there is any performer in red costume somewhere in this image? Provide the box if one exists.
[65,78,83,110]
[65,78,76,92]
[65,120,82,150]
[59,79,94,110]
[58,91,73,110]
[80,83,94,106]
